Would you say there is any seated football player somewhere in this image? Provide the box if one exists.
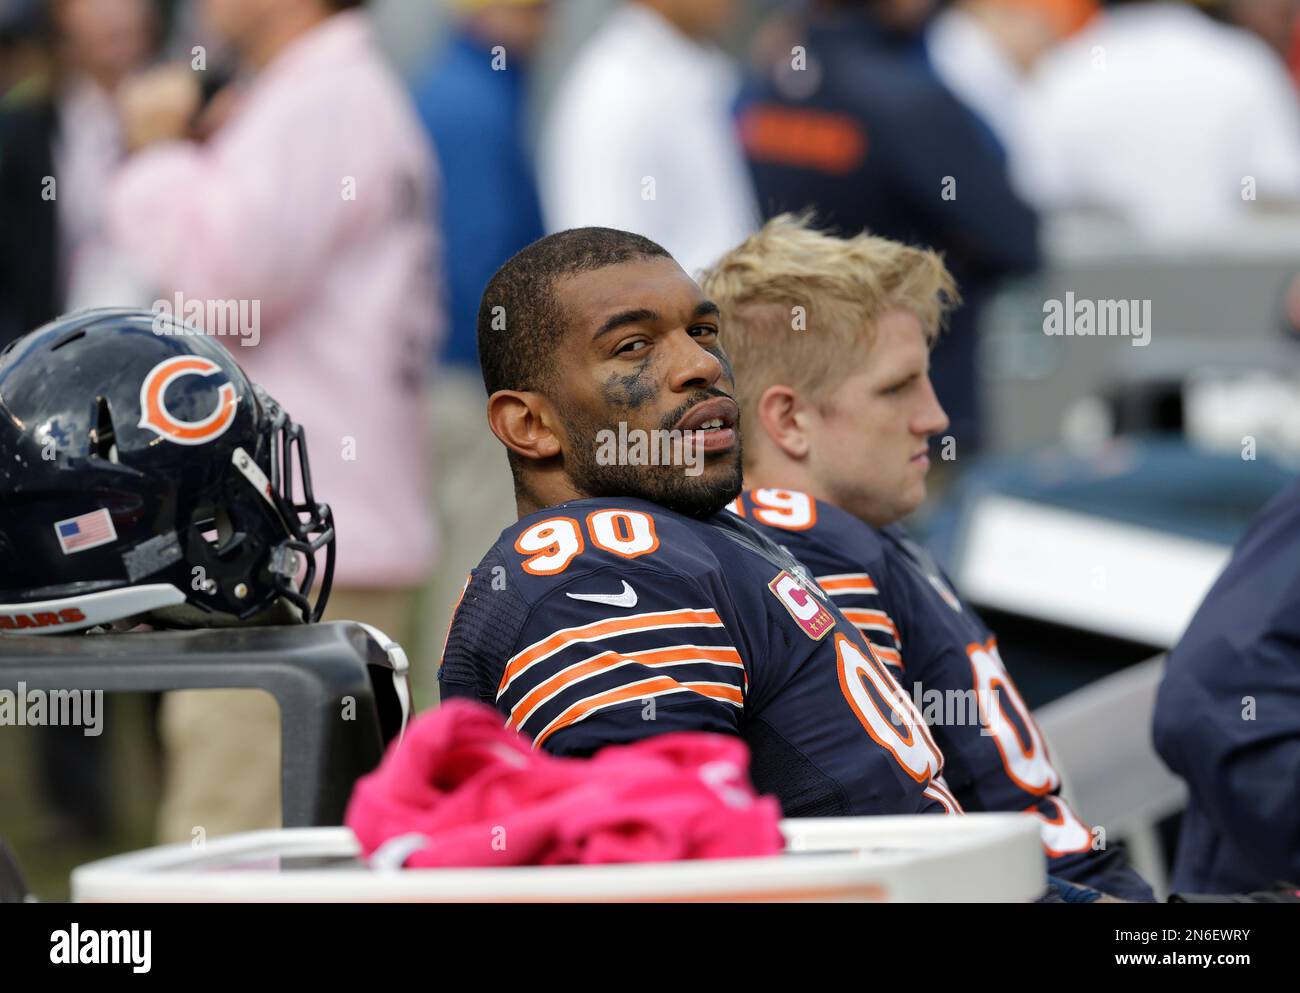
[1154,477,1300,894]
[437,227,957,818]
[699,215,1154,901]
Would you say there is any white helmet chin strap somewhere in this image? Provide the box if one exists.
[0,585,186,635]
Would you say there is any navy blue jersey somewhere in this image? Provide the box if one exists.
[735,488,1155,901]
[438,496,952,817]
[1155,478,1300,894]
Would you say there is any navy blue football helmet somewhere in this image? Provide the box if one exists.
[0,308,334,634]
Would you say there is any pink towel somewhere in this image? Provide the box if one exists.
[345,699,784,867]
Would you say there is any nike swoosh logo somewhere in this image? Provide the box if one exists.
[566,581,638,609]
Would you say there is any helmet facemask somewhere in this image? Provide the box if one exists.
[258,386,335,623]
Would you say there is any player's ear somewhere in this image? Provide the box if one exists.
[487,390,562,462]
[756,384,812,460]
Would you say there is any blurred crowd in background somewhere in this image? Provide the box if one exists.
[2,0,1300,861]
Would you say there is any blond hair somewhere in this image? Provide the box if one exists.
[699,214,959,455]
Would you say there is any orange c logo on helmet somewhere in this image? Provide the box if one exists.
[137,356,238,445]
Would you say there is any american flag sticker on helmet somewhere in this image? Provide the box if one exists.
[54,509,118,555]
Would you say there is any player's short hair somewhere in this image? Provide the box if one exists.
[477,227,671,397]
[699,213,959,456]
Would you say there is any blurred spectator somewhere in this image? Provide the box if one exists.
[539,0,758,277]
[160,0,230,63]
[1017,0,1300,242]
[0,0,51,102]
[926,0,1097,154]
[0,0,157,845]
[738,0,1039,455]
[412,0,547,374]
[408,0,551,699]
[107,0,441,841]
[0,2,56,350]
[0,0,157,349]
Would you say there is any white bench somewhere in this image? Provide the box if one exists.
[72,814,1044,903]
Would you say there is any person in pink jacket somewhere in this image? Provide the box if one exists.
[109,0,441,843]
